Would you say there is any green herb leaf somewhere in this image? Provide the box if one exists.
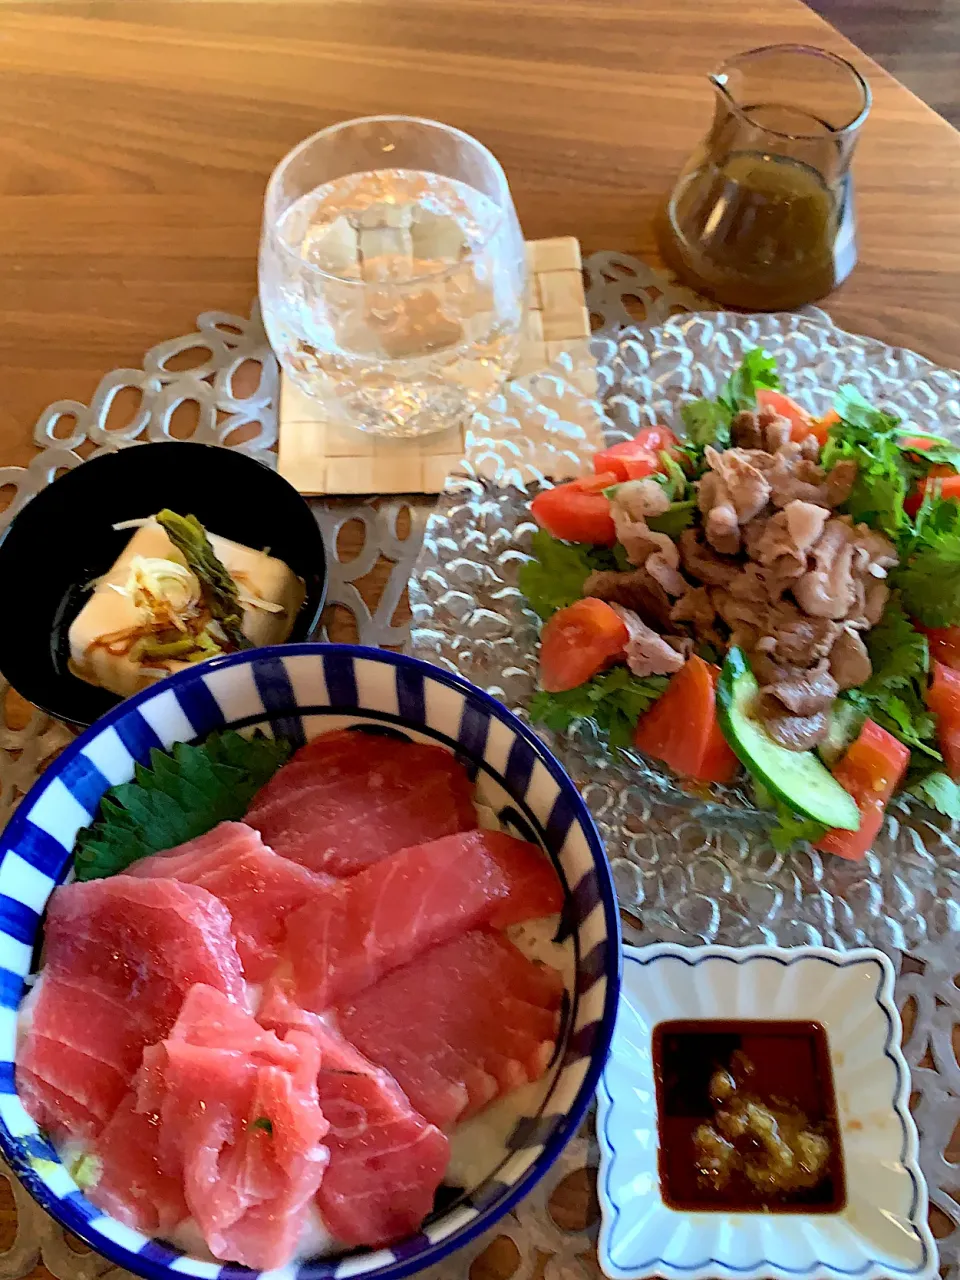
[74,730,292,881]
[518,530,626,621]
[529,667,669,749]
[839,596,940,763]
[250,1116,274,1135]
[646,499,697,537]
[894,493,960,627]
[910,769,960,819]
[657,451,689,500]
[822,387,915,541]
[157,509,251,651]
[767,803,828,854]
[860,595,929,693]
[678,349,779,466]
[896,431,960,475]
[717,348,780,417]
[681,399,730,451]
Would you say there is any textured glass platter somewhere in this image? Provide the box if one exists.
[409,308,960,958]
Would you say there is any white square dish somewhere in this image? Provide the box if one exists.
[596,943,937,1280]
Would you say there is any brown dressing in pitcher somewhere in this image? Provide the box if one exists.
[659,45,870,310]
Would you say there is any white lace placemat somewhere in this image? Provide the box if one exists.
[0,255,956,1280]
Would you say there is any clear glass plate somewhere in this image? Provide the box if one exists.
[408,310,960,955]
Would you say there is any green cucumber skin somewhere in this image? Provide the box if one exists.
[717,648,860,832]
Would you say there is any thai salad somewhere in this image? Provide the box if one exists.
[520,349,960,857]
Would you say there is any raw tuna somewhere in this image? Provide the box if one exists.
[17,879,244,1139]
[337,931,564,1129]
[126,822,332,981]
[245,730,477,875]
[287,830,563,1010]
[91,985,329,1270]
[259,988,449,1247]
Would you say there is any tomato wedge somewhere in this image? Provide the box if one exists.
[755,388,828,445]
[539,598,628,693]
[914,621,960,671]
[927,660,960,779]
[816,720,909,861]
[633,655,739,784]
[530,473,619,546]
[905,467,960,518]
[593,426,680,483]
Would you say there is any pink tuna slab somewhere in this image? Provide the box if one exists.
[126,822,332,981]
[287,829,564,1011]
[91,985,329,1271]
[259,987,449,1247]
[245,730,477,875]
[337,931,564,1129]
[17,879,244,1139]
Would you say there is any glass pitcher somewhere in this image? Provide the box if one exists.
[659,44,871,310]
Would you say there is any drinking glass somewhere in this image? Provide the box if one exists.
[259,115,527,438]
[658,45,871,310]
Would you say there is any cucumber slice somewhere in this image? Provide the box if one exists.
[717,648,860,831]
[818,700,866,768]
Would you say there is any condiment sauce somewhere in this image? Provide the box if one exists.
[653,1019,845,1213]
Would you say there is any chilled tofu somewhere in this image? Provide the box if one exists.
[68,522,305,698]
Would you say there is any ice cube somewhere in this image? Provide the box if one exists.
[358,202,414,281]
[410,208,469,267]
[302,214,361,278]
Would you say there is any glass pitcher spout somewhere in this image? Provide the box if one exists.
[659,44,872,311]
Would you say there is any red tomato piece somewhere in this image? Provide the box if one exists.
[927,660,960,780]
[905,467,960,518]
[592,440,659,482]
[914,621,960,671]
[755,388,825,444]
[530,477,617,546]
[539,598,628,693]
[816,720,909,861]
[593,427,679,483]
[633,655,739,784]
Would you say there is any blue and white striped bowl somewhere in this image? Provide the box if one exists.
[0,644,621,1280]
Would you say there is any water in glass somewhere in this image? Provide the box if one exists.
[261,156,524,437]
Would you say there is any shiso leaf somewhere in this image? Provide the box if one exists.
[74,730,292,881]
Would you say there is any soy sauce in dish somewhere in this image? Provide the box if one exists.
[653,1019,845,1213]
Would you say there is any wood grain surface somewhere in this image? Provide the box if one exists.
[0,0,958,1274]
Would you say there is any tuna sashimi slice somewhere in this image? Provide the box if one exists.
[92,1094,188,1233]
[89,985,330,1271]
[17,879,244,1140]
[245,733,476,875]
[287,829,563,1011]
[337,931,564,1129]
[258,991,449,1248]
[126,822,333,981]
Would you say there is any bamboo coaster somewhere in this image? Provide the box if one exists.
[277,236,591,496]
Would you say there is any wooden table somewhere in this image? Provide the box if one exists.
[0,0,957,1275]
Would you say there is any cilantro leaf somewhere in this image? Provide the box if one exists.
[74,730,292,881]
[860,595,929,692]
[646,499,697,537]
[894,494,960,627]
[822,385,915,541]
[897,431,960,475]
[768,803,828,854]
[677,349,779,466]
[681,399,730,451]
[910,770,960,820]
[718,348,780,417]
[842,596,940,762]
[518,530,626,621]
[529,667,669,749]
